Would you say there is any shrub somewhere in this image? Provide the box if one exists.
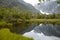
[0,20,7,28]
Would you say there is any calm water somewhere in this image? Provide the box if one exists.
[23,24,60,40]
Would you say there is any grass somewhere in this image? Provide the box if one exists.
[0,28,33,40]
[26,19,60,25]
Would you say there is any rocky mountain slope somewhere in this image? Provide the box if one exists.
[0,0,39,13]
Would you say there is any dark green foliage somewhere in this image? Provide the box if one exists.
[39,0,41,1]
[34,13,60,19]
[0,7,33,33]
[56,0,60,4]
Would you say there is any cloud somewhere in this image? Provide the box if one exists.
[23,0,40,6]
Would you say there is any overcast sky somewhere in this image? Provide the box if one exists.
[23,0,40,6]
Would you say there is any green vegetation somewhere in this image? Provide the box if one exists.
[27,19,60,25]
[0,7,33,33]
[33,13,60,19]
[0,28,33,40]
[0,7,60,33]
[56,0,60,4]
[0,7,34,40]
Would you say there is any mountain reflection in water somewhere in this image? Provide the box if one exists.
[23,24,60,40]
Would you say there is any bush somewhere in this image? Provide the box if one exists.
[0,20,7,28]
[0,20,13,29]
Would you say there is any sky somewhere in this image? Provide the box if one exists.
[23,0,40,6]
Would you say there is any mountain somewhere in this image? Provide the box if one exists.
[35,0,60,14]
[0,0,39,13]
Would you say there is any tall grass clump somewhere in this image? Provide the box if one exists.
[0,28,33,40]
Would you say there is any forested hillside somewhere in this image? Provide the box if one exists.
[0,0,39,12]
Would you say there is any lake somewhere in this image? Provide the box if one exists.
[23,24,60,40]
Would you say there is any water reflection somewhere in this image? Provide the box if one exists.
[34,24,60,37]
[23,24,60,40]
